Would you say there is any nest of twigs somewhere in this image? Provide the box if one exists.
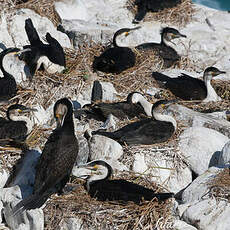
[43,172,174,230]
[126,0,195,27]
[209,168,230,202]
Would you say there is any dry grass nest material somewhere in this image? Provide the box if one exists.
[209,168,230,202]
[126,0,195,27]
[44,171,174,230]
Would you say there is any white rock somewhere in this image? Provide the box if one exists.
[182,198,230,230]
[0,201,3,224]
[179,127,229,175]
[132,152,192,193]
[76,81,117,107]
[8,9,71,49]
[58,217,84,230]
[0,169,9,188]
[173,220,198,230]
[87,135,127,171]
[75,135,89,166]
[182,167,223,204]
[0,186,44,230]
[218,141,230,167]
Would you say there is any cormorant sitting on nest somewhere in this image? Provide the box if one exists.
[152,67,226,102]
[133,0,181,24]
[79,91,153,122]
[87,100,176,145]
[0,104,36,147]
[76,160,174,203]
[135,27,186,68]
[0,48,18,104]
[92,27,140,74]
[19,18,66,76]
[13,98,79,214]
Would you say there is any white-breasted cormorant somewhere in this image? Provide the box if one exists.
[89,100,176,145]
[0,48,18,104]
[133,0,181,24]
[76,160,174,203]
[13,98,79,214]
[92,27,140,74]
[152,67,226,102]
[78,92,153,122]
[19,18,66,76]
[135,27,186,68]
[0,104,36,145]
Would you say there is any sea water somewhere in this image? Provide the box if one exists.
[192,0,230,11]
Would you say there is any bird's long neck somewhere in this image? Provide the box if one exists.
[138,97,153,117]
[203,79,221,102]
[0,55,14,79]
[10,115,33,134]
[153,112,177,129]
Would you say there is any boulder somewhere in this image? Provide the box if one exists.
[218,141,230,167]
[179,127,229,175]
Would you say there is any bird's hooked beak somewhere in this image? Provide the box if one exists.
[125,26,141,36]
[55,113,65,128]
[74,164,99,179]
[212,70,226,77]
[20,107,38,114]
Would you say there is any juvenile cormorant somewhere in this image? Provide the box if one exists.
[133,0,181,24]
[76,160,174,203]
[89,100,176,145]
[78,92,153,122]
[92,27,140,74]
[135,27,186,68]
[13,98,79,214]
[152,67,226,102]
[19,18,66,76]
[0,48,18,104]
[0,104,36,144]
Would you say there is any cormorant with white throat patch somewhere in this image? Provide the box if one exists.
[152,67,226,102]
[88,100,176,145]
[75,160,174,203]
[135,27,186,68]
[92,27,140,74]
[13,98,79,214]
[0,104,36,146]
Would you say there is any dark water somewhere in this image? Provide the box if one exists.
[193,0,230,11]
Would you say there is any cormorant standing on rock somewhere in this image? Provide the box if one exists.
[75,160,174,203]
[13,98,79,214]
[152,67,226,102]
[135,27,186,68]
[92,27,140,74]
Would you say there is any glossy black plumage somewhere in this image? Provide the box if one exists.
[92,28,140,74]
[135,27,186,68]
[19,18,66,76]
[80,92,149,122]
[91,100,176,145]
[13,98,79,213]
[0,48,18,103]
[78,160,174,204]
[92,118,174,145]
[133,0,181,23]
[152,67,226,100]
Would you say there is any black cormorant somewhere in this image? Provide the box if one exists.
[19,18,66,76]
[76,160,174,203]
[0,48,18,104]
[133,0,181,24]
[78,92,153,122]
[13,98,79,214]
[152,67,226,102]
[89,100,176,145]
[0,104,36,145]
[92,27,140,74]
[135,27,186,68]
